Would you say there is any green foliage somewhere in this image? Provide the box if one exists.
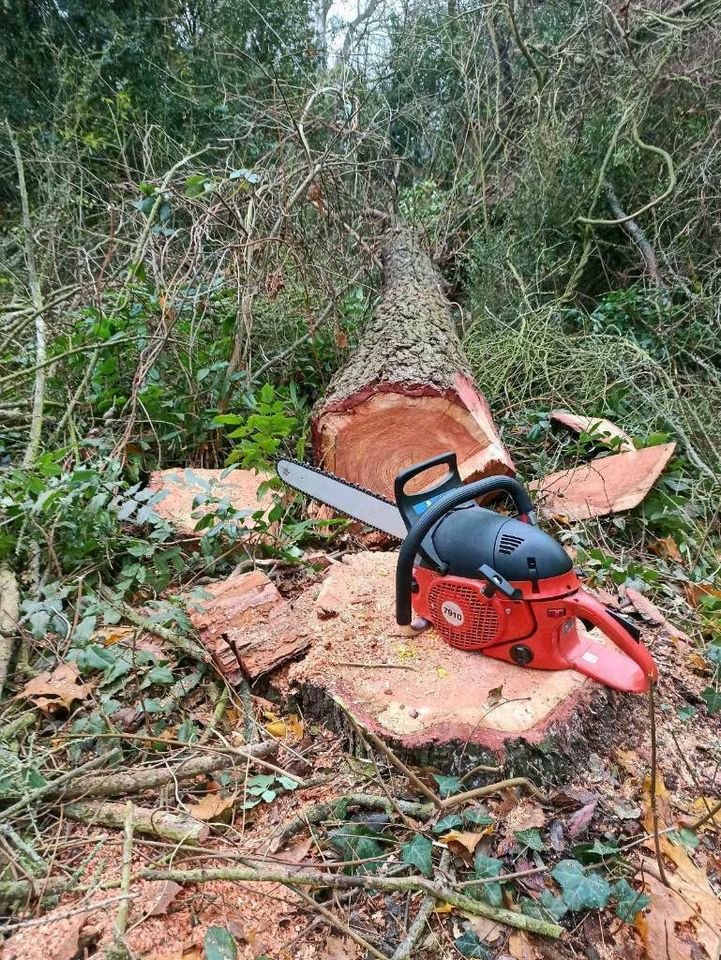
[551,860,611,911]
[611,879,651,923]
[432,773,462,798]
[240,773,299,811]
[217,383,299,469]
[401,833,433,877]
[469,854,503,906]
[515,828,545,851]
[453,929,492,959]
[329,824,388,875]
[204,926,238,960]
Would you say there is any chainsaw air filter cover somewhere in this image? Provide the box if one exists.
[427,577,503,650]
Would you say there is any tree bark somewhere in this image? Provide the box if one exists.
[312,224,513,500]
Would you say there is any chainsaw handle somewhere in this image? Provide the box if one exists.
[565,590,658,689]
[395,476,536,625]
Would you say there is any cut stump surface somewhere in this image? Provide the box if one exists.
[288,552,615,773]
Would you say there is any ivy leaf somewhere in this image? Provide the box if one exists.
[453,929,491,959]
[146,665,175,685]
[572,839,621,864]
[521,890,568,921]
[432,814,464,833]
[701,687,721,715]
[611,879,651,923]
[203,925,237,960]
[401,833,433,877]
[469,854,503,906]
[516,828,545,851]
[551,859,610,910]
[330,824,387,874]
[463,807,493,826]
[433,774,462,798]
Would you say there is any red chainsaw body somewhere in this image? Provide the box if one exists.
[412,565,657,693]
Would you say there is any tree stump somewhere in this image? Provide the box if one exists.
[281,552,623,780]
[312,225,513,500]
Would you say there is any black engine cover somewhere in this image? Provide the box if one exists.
[429,504,573,582]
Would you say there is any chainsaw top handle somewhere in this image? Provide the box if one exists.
[395,475,537,626]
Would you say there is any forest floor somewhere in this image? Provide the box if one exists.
[1,507,720,960]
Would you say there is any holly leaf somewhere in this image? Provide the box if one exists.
[401,833,433,877]
[204,925,237,960]
[611,878,651,923]
[453,929,492,959]
[551,859,610,910]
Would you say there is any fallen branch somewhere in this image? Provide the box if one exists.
[63,800,209,844]
[0,566,19,698]
[0,750,120,823]
[54,740,277,801]
[392,849,451,960]
[141,866,564,938]
[440,777,546,808]
[108,801,134,960]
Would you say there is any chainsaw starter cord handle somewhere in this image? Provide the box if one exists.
[395,476,536,625]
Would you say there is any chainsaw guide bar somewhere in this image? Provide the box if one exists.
[275,457,407,540]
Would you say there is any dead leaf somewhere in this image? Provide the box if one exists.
[466,915,503,943]
[433,901,455,914]
[687,798,721,832]
[506,798,546,832]
[264,714,304,740]
[684,582,721,608]
[507,930,541,959]
[615,749,641,777]
[148,879,183,916]
[567,800,597,837]
[487,685,504,706]
[321,935,358,959]
[187,792,236,822]
[95,625,136,646]
[625,588,689,641]
[277,835,314,863]
[441,830,488,859]
[649,535,683,564]
[20,662,91,714]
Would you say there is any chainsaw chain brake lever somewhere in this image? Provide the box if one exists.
[478,564,522,601]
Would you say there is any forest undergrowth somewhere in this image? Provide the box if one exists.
[0,1,720,958]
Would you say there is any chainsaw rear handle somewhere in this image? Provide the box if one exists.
[565,590,658,690]
[396,476,536,626]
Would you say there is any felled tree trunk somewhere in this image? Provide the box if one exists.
[312,224,513,499]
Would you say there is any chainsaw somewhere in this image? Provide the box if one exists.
[276,452,657,693]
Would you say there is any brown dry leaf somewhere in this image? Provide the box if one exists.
[187,792,236,822]
[441,830,488,859]
[147,879,183,916]
[683,582,721,608]
[649,535,683,564]
[625,588,689,641]
[277,835,314,863]
[507,930,541,960]
[567,800,597,837]
[506,798,546,833]
[615,748,641,777]
[95,625,136,646]
[466,915,503,943]
[20,662,91,714]
[687,798,721,831]
[321,934,359,959]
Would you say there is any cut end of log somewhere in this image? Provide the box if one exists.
[314,373,513,500]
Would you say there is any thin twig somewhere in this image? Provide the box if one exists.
[648,682,669,886]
